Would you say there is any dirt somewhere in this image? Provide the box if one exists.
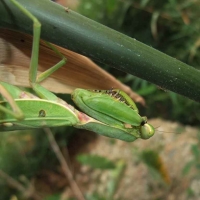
[64,118,200,200]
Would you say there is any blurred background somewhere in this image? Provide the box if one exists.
[0,0,200,200]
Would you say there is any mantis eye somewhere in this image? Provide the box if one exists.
[140,116,147,126]
[140,123,155,139]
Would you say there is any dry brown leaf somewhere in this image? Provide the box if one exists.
[0,29,145,105]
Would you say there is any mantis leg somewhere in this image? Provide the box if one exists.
[0,84,24,120]
[10,0,67,101]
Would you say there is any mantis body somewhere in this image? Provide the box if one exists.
[0,0,155,142]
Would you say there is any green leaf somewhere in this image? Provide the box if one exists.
[191,144,200,159]
[137,85,157,96]
[182,161,195,175]
[44,193,61,200]
[1,0,200,102]
[85,193,107,200]
[107,160,126,199]
[76,154,115,169]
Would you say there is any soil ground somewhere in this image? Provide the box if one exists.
[36,119,200,200]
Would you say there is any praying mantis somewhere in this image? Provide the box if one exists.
[0,0,155,142]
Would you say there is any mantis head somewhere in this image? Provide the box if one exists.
[139,123,155,139]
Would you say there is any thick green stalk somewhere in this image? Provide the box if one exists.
[0,0,200,102]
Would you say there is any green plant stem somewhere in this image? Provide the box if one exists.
[0,0,200,102]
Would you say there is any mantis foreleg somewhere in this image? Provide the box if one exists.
[0,84,23,120]
[10,0,67,101]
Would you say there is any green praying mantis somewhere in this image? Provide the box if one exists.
[0,0,155,142]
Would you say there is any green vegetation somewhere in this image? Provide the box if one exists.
[77,0,200,125]
[0,0,200,199]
